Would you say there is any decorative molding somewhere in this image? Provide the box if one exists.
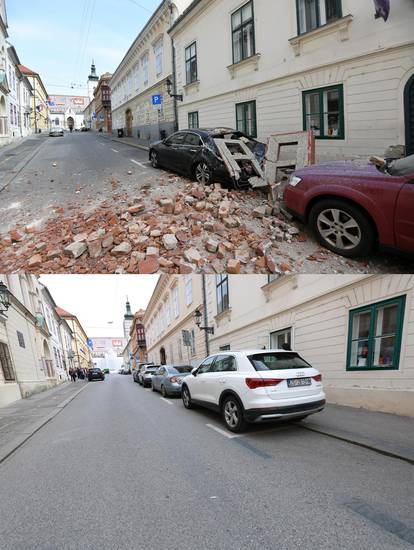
[289,15,354,57]
[184,80,200,94]
[214,307,232,327]
[227,53,261,80]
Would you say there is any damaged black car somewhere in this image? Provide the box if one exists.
[149,128,266,188]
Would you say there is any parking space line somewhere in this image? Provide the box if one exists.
[160,398,174,406]
[130,159,146,168]
[206,423,242,439]
[111,148,119,153]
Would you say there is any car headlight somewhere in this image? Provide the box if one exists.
[289,175,302,187]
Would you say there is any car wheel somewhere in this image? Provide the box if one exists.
[182,386,193,409]
[309,199,375,258]
[150,150,159,169]
[222,396,246,433]
[161,385,168,398]
[194,162,212,185]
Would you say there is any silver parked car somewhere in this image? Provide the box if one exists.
[49,127,64,137]
[151,365,193,397]
[139,365,160,387]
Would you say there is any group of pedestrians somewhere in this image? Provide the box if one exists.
[69,368,88,382]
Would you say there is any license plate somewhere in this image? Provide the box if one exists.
[287,378,311,388]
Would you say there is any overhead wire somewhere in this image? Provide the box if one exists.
[72,0,91,84]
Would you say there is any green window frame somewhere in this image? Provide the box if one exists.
[296,0,342,35]
[231,1,255,64]
[303,84,344,140]
[236,100,257,138]
[188,111,199,129]
[346,296,406,371]
[185,42,198,85]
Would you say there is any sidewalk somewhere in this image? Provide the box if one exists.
[303,404,414,464]
[0,133,47,160]
[111,135,150,151]
[0,381,89,464]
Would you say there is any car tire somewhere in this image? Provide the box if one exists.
[150,150,159,169]
[309,199,375,258]
[161,385,168,398]
[182,385,193,409]
[194,161,213,185]
[222,395,247,433]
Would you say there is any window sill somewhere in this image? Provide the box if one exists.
[214,307,232,326]
[227,53,261,79]
[184,80,200,94]
[261,276,298,302]
[289,14,353,57]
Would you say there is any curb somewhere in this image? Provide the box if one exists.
[0,383,89,466]
[111,137,149,152]
[302,424,414,465]
[0,137,50,193]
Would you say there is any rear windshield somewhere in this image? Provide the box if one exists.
[170,366,193,374]
[248,353,312,371]
[145,369,157,374]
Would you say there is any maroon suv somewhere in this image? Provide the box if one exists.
[284,160,414,258]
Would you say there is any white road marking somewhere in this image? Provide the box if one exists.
[111,148,119,153]
[160,397,174,405]
[130,159,146,168]
[0,423,12,432]
[205,423,242,439]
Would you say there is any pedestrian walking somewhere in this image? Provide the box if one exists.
[69,368,77,382]
[77,368,84,380]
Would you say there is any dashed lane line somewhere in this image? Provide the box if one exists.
[130,159,146,168]
[160,398,174,406]
[205,423,243,439]
[111,148,119,153]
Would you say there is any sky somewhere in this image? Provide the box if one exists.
[6,0,161,96]
[39,275,159,338]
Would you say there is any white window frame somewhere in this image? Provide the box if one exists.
[184,275,193,306]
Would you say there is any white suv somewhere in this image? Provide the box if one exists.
[181,350,325,432]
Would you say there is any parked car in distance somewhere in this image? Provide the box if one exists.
[283,159,414,258]
[151,365,193,397]
[181,350,325,433]
[49,127,64,137]
[149,128,266,187]
[134,363,154,383]
[88,367,105,381]
[139,365,160,387]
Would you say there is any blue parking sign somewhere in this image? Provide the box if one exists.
[152,94,163,105]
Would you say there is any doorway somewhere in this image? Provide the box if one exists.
[404,74,414,156]
[126,109,133,137]
[67,116,74,130]
[160,347,166,365]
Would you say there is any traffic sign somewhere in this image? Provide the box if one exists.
[152,94,163,106]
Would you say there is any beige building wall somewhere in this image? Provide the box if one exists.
[144,275,206,366]
[170,0,414,159]
[205,274,414,417]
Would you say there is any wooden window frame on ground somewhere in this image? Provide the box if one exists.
[302,84,345,140]
[235,100,257,138]
[346,296,406,371]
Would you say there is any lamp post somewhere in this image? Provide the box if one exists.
[0,281,12,314]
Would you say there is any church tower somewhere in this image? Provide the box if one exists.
[87,60,99,101]
[123,298,134,340]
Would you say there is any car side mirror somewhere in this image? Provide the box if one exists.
[163,139,170,146]
[192,369,198,377]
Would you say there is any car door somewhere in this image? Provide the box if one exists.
[160,132,187,171]
[205,355,238,404]
[179,132,204,176]
[189,356,216,401]
[395,181,414,253]
[152,367,162,391]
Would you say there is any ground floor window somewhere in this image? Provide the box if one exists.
[219,344,231,351]
[347,296,406,370]
[303,84,344,139]
[0,342,15,381]
[188,111,199,129]
[270,328,292,350]
[236,100,257,138]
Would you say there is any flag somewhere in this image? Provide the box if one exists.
[374,0,390,21]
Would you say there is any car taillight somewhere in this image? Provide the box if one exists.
[312,374,322,382]
[245,378,283,389]
[170,376,178,383]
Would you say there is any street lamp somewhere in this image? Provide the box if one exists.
[166,78,183,102]
[0,281,12,314]
[194,309,214,335]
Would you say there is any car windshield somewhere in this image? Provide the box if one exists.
[145,369,156,374]
[248,353,312,370]
[170,366,193,374]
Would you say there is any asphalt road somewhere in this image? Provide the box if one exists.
[0,132,154,235]
[0,375,412,550]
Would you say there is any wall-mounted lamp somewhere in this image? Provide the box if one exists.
[166,78,183,102]
[194,309,214,335]
[0,281,12,314]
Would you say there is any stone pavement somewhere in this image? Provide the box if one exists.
[303,404,414,464]
[0,381,89,464]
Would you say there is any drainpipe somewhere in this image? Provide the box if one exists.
[170,37,179,133]
[202,274,210,357]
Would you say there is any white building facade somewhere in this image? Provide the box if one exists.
[6,45,32,141]
[110,0,192,145]
[0,0,9,146]
[0,275,61,408]
[169,0,414,159]
[204,274,414,417]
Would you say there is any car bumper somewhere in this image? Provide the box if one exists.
[244,399,326,423]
